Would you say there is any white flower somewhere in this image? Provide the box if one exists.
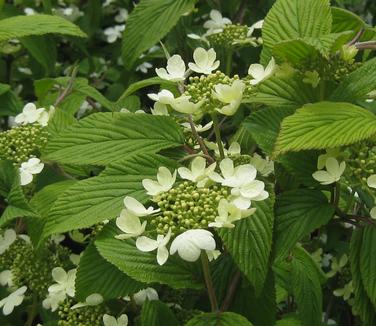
[247,20,264,36]
[115,9,128,23]
[50,234,65,244]
[312,158,346,185]
[133,288,158,305]
[204,140,228,157]
[181,121,213,133]
[19,158,44,186]
[151,102,169,116]
[228,142,241,156]
[188,48,220,75]
[0,286,27,315]
[0,229,17,254]
[123,196,159,216]
[370,207,376,219]
[136,62,153,74]
[48,267,76,298]
[212,80,245,116]
[0,270,13,287]
[104,25,125,43]
[103,314,129,326]
[317,148,341,169]
[24,8,35,15]
[170,96,203,114]
[248,57,276,85]
[367,175,376,189]
[42,291,66,312]
[115,209,146,240]
[206,250,221,262]
[15,103,50,126]
[147,89,175,105]
[249,153,274,176]
[136,229,171,265]
[209,199,256,228]
[155,55,186,82]
[142,167,177,196]
[178,156,216,187]
[170,229,216,262]
[203,10,231,32]
[71,293,103,309]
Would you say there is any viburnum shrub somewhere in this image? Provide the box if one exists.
[0,0,376,325]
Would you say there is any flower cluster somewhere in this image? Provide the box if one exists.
[115,155,268,265]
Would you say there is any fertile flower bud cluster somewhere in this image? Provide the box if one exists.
[0,124,48,165]
[346,142,376,185]
[57,298,108,326]
[151,181,230,236]
[184,71,239,114]
[207,24,250,47]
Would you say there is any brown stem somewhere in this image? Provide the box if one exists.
[54,66,78,107]
[347,28,364,46]
[188,115,214,164]
[201,252,218,312]
[220,270,242,311]
[355,41,376,50]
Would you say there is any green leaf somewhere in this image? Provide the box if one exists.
[121,0,196,69]
[0,14,86,42]
[243,107,295,155]
[350,228,376,325]
[186,312,253,326]
[291,247,323,326]
[141,300,179,326]
[274,102,376,156]
[95,223,202,289]
[219,193,274,295]
[41,153,175,239]
[359,226,376,308]
[330,57,376,102]
[273,39,319,66]
[46,109,77,138]
[274,189,334,262]
[43,112,184,165]
[331,7,366,33]
[247,73,320,108]
[76,243,143,301]
[261,0,332,64]
[0,87,23,117]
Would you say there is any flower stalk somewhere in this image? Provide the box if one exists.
[211,113,225,160]
[200,252,218,312]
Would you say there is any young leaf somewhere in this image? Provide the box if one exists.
[95,223,203,289]
[121,0,197,69]
[76,243,144,301]
[141,300,179,326]
[261,0,332,64]
[185,312,254,326]
[274,102,376,156]
[0,14,86,42]
[331,7,366,33]
[43,113,184,165]
[219,193,274,295]
[274,189,334,262]
[41,154,176,239]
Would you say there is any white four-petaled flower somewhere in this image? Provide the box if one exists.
[147,89,175,105]
[123,196,160,216]
[248,57,276,85]
[15,103,51,126]
[142,167,177,196]
[136,229,171,265]
[178,156,216,187]
[104,25,125,43]
[133,288,159,305]
[19,158,44,186]
[212,80,245,116]
[115,209,147,239]
[170,96,203,114]
[312,157,346,185]
[170,229,216,262]
[0,286,27,315]
[203,10,231,33]
[155,55,186,82]
[188,48,220,75]
[47,267,76,298]
[103,314,129,326]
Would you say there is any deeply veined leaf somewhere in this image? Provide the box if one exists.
[141,300,179,326]
[185,312,254,326]
[330,57,376,102]
[291,247,323,326]
[331,7,366,33]
[350,228,376,325]
[274,189,334,262]
[0,14,86,42]
[41,154,175,239]
[359,226,376,307]
[95,224,203,289]
[247,73,320,109]
[261,0,332,64]
[274,102,376,156]
[219,193,274,295]
[243,107,295,155]
[121,0,197,69]
[76,243,143,301]
[43,113,184,165]
[273,39,319,67]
